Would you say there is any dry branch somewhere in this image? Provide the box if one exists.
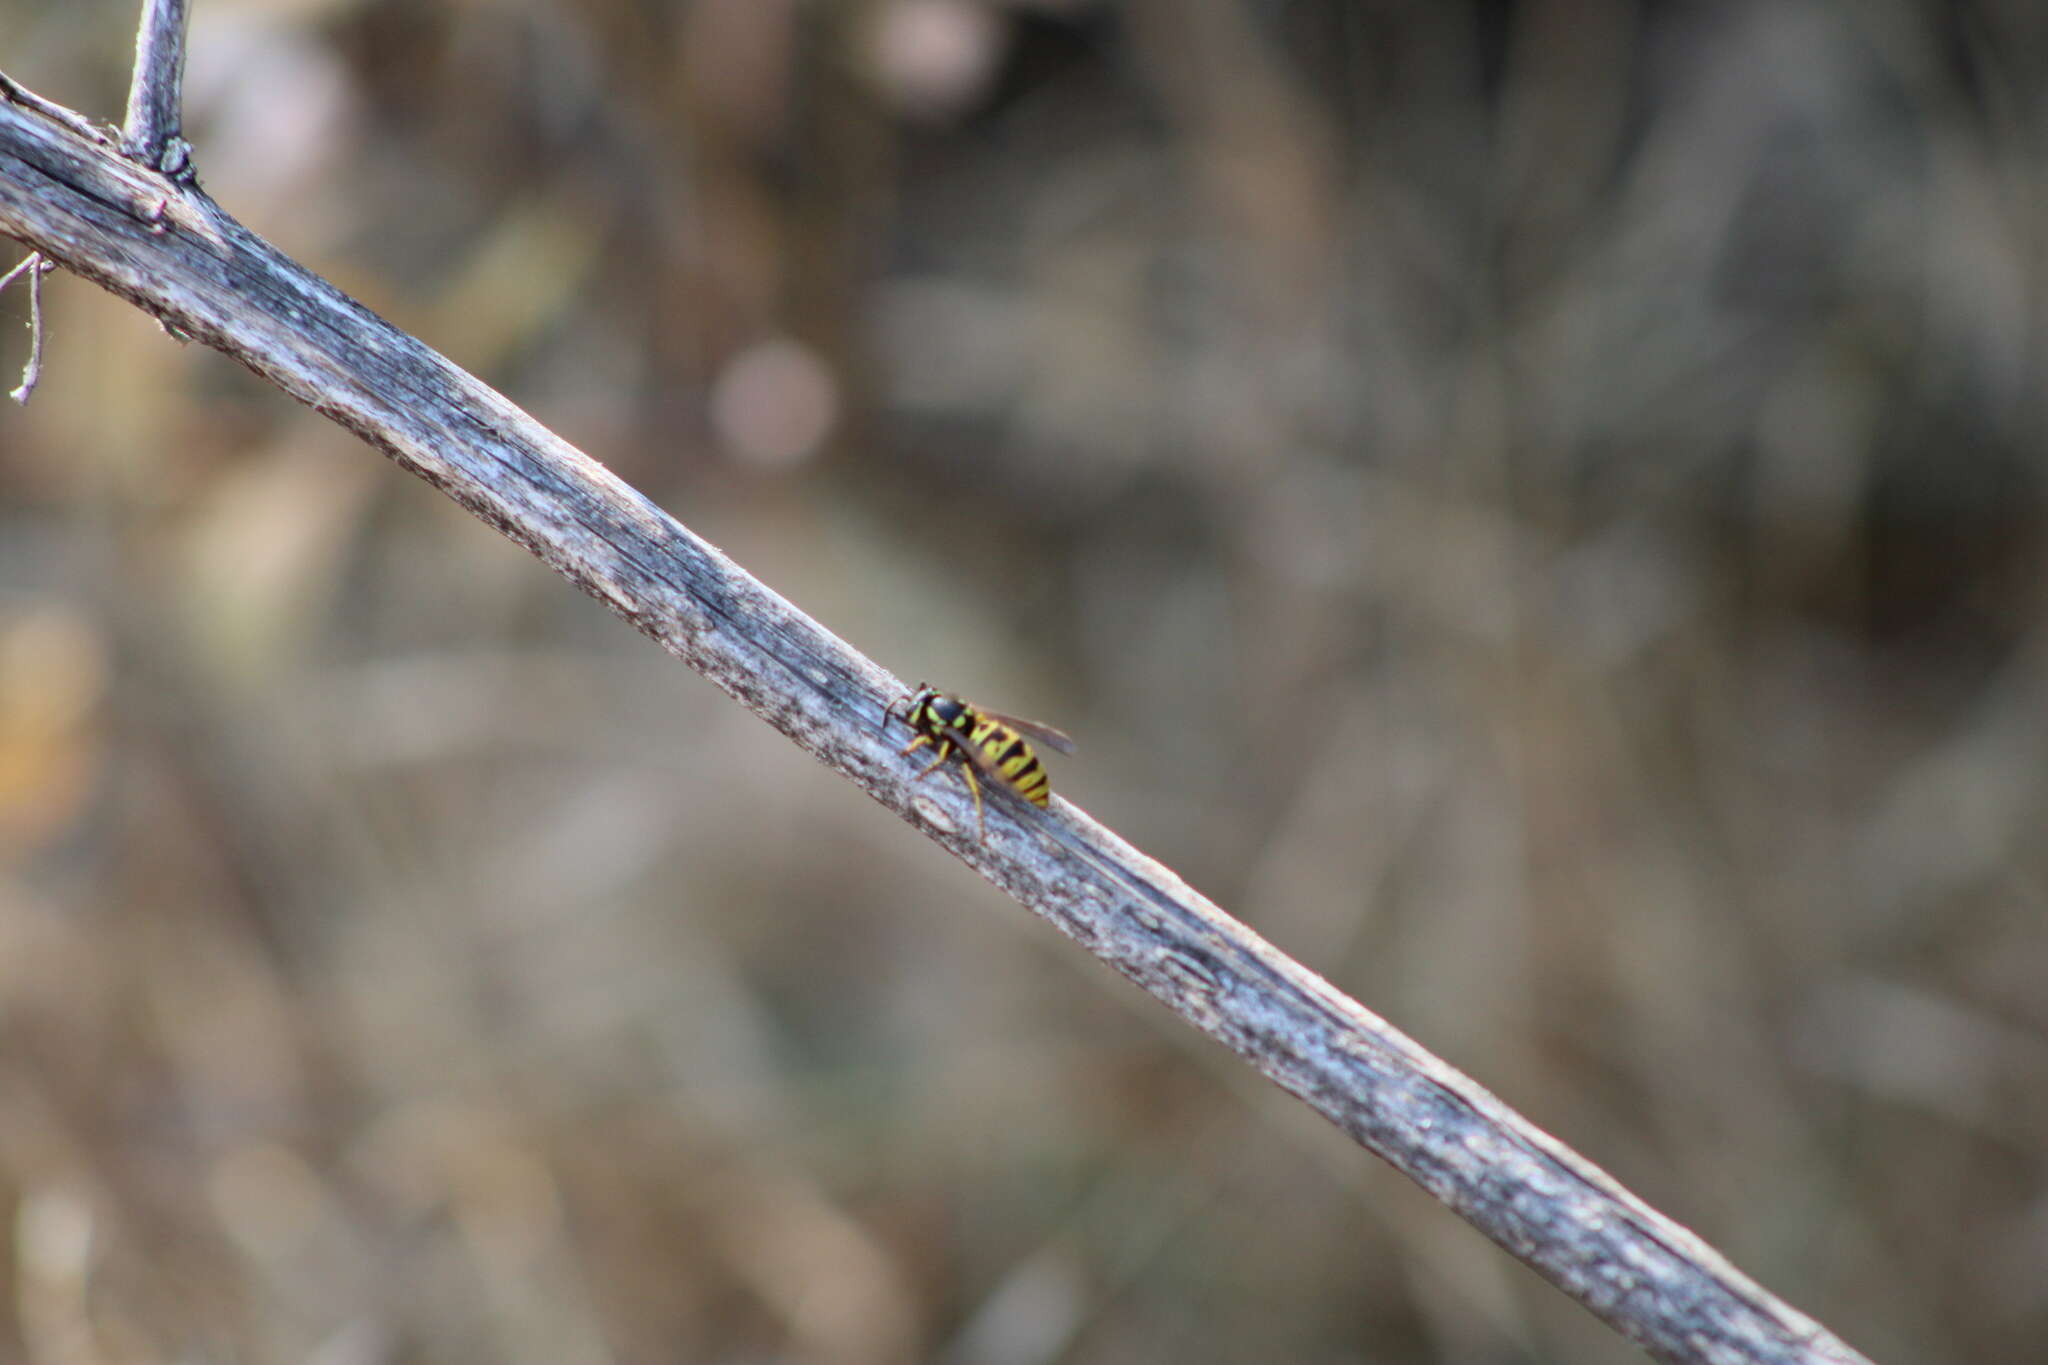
[0,66,1874,1365]
[120,0,191,174]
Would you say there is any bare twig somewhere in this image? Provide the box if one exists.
[0,70,111,145]
[0,253,38,291]
[121,0,193,177]
[0,77,1877,1365]
[2,250,52,402]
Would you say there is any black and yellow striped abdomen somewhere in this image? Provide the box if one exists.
[957,711,1051,806]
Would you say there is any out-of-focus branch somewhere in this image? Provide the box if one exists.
[0,73,1875,1365]
[121,0,192,176]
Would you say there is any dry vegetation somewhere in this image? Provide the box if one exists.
[1,1,2043,1361]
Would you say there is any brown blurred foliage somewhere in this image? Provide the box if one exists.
[2,1,2046,1361]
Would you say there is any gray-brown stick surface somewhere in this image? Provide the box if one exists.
[0,78,1874,1365]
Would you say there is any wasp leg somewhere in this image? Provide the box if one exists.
[910,737,953,778]
[956,756,987,837]
[901,736,987,836]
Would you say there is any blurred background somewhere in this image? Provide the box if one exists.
[1,0,2043,1360]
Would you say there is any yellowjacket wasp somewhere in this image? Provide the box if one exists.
[882,684,1074,836]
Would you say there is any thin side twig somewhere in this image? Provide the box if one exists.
[0,70,110,144]
[120,0,192,177]
[0,74,1876,1365]
[2,250,52,402]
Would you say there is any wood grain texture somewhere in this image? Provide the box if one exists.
[0,83,1874,1365]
